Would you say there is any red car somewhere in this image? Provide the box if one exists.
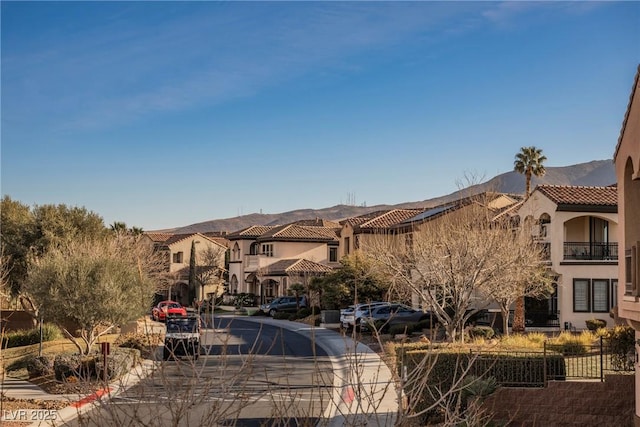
[152,301,187,322]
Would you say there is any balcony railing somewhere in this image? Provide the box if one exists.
[538,242,551,261]
[563,242,618,261]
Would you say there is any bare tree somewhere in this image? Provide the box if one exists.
[366,194,549,342]
[23,234,165,355]
[195,245,227,297]
[482,222,553,335]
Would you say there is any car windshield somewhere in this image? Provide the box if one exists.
[167,303,181,309]
[166,318,198,333]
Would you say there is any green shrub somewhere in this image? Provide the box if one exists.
[95,348,141,380]
[586,318,607,331]
[604,325,635,370]
[461,374,498,400]
[1,323,62,348]
[24,355,54,378]
[273,311,292,320]
[394,344,566,421]
[295,307,313,318]
[116,333,163,358]
[468,326,495,340]
[54,354,84,381]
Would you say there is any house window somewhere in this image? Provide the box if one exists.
[233,243,240,261]
[262,244,274,257]
[344,237,350,255]
[592,279,609,313]
[573,279,590,312]
[329,247,338,262]
[172,252,184,263]
[250,242,260,255]
[539,213,551,239]
[354,235,360,250]
[611,279,618,308]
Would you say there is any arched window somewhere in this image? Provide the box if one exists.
[230,274,238,294]
[233,242,240,260]
[539,213,551,238]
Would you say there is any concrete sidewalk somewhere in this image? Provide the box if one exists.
[1,376,81,401]
[1,360,155,427]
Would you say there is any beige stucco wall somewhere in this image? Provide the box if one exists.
[518,191,618,329]
[272,241,327,262]
[617,72,640,324]
[614,67,640,425]
[168,235,226,274]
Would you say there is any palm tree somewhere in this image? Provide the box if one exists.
[512,146,547,333]
[513,146,547,197]
[110,221,128,233]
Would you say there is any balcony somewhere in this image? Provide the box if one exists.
[563,242,618,261]
[538,242,551,261]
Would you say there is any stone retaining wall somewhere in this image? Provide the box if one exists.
[481,375,634,426]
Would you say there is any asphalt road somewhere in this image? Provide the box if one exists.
[69,318,335,427]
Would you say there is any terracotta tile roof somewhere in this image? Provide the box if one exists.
[292,219,342,228]
[144,232,228,248]
[227,225,276,239]
[257,224,338,242]
[262,258,335,275]
[202,235,230,248]
[392,192,522,228]
[145,232,174,243]
[158,233,198,246]
[341,209,426,230]
[536,185,617,208]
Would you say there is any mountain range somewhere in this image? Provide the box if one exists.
[160,159,615,234]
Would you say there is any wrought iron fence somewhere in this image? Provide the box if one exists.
[469,337,634,388]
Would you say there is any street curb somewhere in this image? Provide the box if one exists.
[237,317,398,426]
[27,359,155,427]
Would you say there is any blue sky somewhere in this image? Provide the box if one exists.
[2,1,639,231]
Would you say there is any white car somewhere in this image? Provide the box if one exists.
[341,302,390,329]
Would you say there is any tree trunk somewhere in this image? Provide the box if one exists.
[512,296,526,333]
[501,306,510,336]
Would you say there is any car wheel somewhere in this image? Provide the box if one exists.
[269,309,277,317]
[163,347,171,361]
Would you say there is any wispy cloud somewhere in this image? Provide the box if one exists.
[2,2,607,133]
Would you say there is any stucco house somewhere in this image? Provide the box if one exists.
[227,219,340,304]
[613,65,640,425]
[143,232,229,306]
[517,185,619,330]
[339,208,426,257]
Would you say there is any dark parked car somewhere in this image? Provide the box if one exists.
[362,304,433,329]
[163,315,201,361]
[260,296,307,317]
